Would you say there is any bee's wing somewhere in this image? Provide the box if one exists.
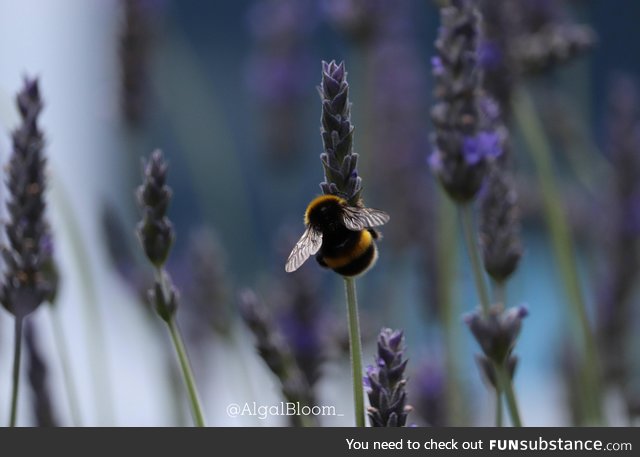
[285,226,323,272]
[341,206,390,231]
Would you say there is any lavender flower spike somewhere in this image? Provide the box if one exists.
[238,289,316,426]
[1,78,54,318]
[319,60,362,206]
[430,0,497,202]
[465,304,528,385]
[478,98,522,283]
[480,167,522,283]
[136,150,178,321]
[135,149,206,426]
[137,149,174,268]
[364,328,412,427]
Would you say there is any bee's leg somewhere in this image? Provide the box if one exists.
[316,252,329,268]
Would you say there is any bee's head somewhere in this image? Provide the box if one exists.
[305,194,346,231]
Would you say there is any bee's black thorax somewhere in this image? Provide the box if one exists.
[306,197,345,233]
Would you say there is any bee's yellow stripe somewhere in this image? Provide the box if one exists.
[304,194,346,225]
[322,230,373,269]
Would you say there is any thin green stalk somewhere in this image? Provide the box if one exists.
[344,277,365,427]
[513,87,603,424]
[154,268,205,427]
[48,307,82,426]
[9,316,24,427]
[495,391,503,427]
[495,362,522,427]
[437,191,464,425]
[460,204,491,313]
[493,280,506,309]
[167,318,206,427]
[51,174,114,424]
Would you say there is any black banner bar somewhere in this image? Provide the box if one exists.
[0,427,637,456]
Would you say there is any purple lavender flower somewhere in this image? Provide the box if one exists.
[238,289,316,426]
[136,150,181,322]
[364,328,412,427]
[478,0,596,115]
[1,78,54,318]
[270,241,327,389]
[479,166,523,283]
[430,0,495,202]
[136,149,174,269]
[411,360,447,426]
[119,0,164,127]
[245,0,315,162]
[135,149,207,426]
[465,305,528,381]
[346,0,434,253]
[318,60,362,205]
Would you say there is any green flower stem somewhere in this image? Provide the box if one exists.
[493,280,506,310]
[9,316,24,427]
[49,307,82,426]
[460,204,491,314]
[496,362,522,427]
[344,277,365,427]
[166,317,206,427]
[437,192,465,424]
[51,174,114,424]
[513,87,603,424]
[460,204,523,427]
[153,267,205,427]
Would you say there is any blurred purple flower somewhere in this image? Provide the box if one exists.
[478,0,596,116]
[430,0,495,203]
[465,305,528,366]
[596,74,640,393]
[245,0,316,163]
[411,360,447,426]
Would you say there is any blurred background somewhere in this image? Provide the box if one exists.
[0,0,639,426]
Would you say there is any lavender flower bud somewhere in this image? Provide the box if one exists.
[430,0,498,202]
[136,149,174,268]
[480,166,522,283]
[364,328,412,427]
[465,305,528,366]
[148,270,179,322]
[1,78,54,318]
[318,60,362,206]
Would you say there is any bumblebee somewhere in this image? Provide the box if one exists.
[285,194,390,277]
